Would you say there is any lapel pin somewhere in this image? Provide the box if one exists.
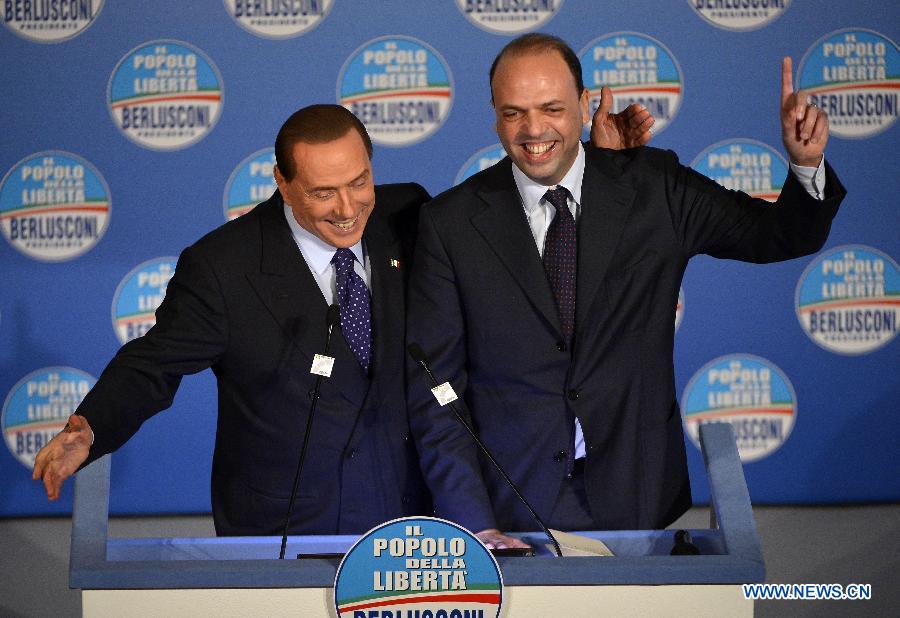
[389,258,401,269]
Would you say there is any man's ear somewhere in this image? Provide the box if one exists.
[273,164,285,189]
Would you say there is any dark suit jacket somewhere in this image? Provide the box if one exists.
[78,184,430,535]
[407,146,845,533]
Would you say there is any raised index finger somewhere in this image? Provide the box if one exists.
[781,56,794,105]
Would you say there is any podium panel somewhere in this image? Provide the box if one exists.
[71,424,762,616]
[83,585,751,617]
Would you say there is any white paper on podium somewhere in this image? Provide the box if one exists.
[546,529,615,557]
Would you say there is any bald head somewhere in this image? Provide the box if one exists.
[489,33,585,104]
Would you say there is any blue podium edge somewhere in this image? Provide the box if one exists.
[70,423,764,588]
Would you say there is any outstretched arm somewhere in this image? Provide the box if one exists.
[32,243,228,501]
[590,86,654,149]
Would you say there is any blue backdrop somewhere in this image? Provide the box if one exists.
[1,0,897,518]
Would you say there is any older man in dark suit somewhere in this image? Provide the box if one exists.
[407,34,845,549]
[33,105,430,535]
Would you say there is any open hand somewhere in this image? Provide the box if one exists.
[32,414,92,500]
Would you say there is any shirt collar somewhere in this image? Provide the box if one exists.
[282,202,365,274]
[511,142,585,213]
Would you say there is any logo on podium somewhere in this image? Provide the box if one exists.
[334,517,502,617]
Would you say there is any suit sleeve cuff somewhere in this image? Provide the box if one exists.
[789,156,826,200]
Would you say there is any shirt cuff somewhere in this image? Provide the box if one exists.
[789,157,826,201]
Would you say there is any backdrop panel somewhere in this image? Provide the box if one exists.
[2,0,897,517]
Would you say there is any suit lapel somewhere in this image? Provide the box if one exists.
[575,150,637,341]
[245,192,368,408]
[363,213,404,397]
[245,192,328,338]
[471,162,562,337]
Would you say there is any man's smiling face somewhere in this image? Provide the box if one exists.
[491,49,590,186]
[275,129,375,249]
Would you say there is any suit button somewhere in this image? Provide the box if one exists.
[556,341,567,352]
[346,448,358,459]
[568,389,579,401]
[403,433,410,442]
[553,450,568,463]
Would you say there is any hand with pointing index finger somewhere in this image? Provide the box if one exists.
[781,56,828,167]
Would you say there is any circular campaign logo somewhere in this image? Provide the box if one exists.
[796,245,899,355]
[223,0,333,39]
[579,32,683,135]
[455,0,563,35]
[682,354,796,463]
[2,0,104,43]
[338,36,453,147]
[2,367,96,469]
[0,151,110,261]
[335,517,502,618]
[690,139,788,202]
[111,257,177,345]
[798,29,899,139]
[108,40,224,150]
[455,144,506,185]
[223,148,276,221]
[689,0,791,32]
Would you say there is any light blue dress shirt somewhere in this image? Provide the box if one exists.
[282,203,370,304]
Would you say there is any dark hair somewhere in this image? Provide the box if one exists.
[489,33,585,102]
[274,104,373,181]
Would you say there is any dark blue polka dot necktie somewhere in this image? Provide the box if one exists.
[332,248,372,372]
[542,186,576,347]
